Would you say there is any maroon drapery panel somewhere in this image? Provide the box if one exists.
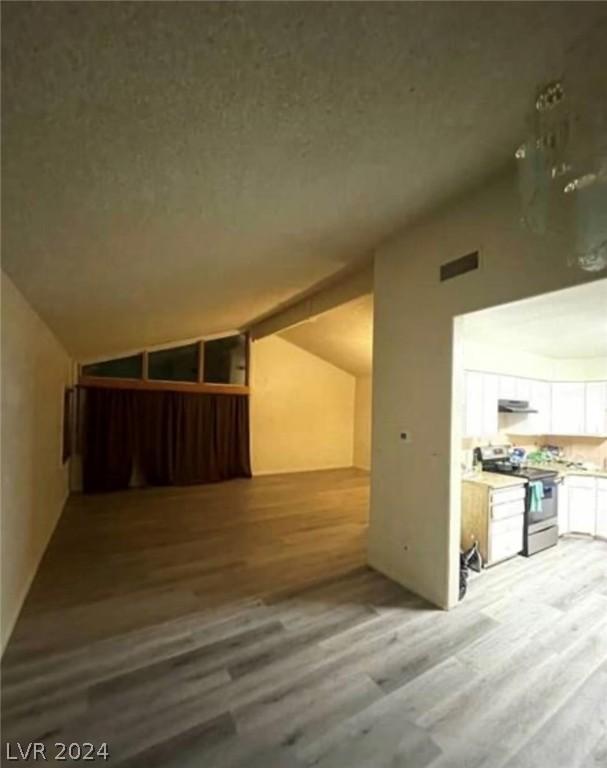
[82,388,136,492]
[213,393,252,481]
[82,387,251,492]
[136,390,177,485]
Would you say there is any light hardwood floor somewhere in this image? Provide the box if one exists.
[2,468,606,767]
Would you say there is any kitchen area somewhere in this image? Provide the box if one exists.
[459,279,607,575]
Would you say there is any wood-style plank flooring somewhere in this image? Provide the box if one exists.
[2,468,606,767]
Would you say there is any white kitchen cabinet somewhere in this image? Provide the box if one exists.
[567,476,596,534]
[585,382,607,436]
[597,479,607,539]
[463,373,606,438]
[515,377,532,402]
[464,372,498,438]
[551,382,585,436]
[498,375,518,401]
[507,377,536,435]
[530,379,551,435]
[481,374,499,436]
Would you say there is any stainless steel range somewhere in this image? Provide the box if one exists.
[474,446,559,557]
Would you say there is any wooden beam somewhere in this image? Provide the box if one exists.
[78,376,249,396]
[248,260,373,340]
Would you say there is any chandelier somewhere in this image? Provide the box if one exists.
[515,31,607,272]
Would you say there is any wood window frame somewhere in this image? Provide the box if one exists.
[78,375,249,396]
[78,332,250,394]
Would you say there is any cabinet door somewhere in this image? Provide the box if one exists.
[464,372,484,438]
[557,481,569,534]
[498,376,517,400]
[515,378,532,402]
[551,382,585,435]
[482,373,499,436]
[530,380,551,435]
[585,382,607,436]
[567,486,596,534]
[596,485,607,539]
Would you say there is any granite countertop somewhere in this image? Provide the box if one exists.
[463,465,607,488]
[527,462,607,480]
[462,471,527,489]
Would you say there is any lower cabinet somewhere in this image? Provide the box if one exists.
[489,514,524,563]
[461,480,526,566]
[559,475,607,539]
[568,486,596,534]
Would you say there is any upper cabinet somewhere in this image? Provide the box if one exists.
[463,372,498,438]
[462,372,607,438]
[551,382,586,436]
[585,382,607,436]
[530,379,551,435]
[498,375,518,401]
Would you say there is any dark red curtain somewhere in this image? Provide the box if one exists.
[82,387,251,492]
[136,391,177,485]
[82,388,136,492]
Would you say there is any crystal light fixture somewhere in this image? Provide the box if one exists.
[515,30,607,273]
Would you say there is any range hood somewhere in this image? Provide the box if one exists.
[498,399,538,414]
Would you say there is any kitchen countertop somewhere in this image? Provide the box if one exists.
[526,463,607,480]
[462,465,607,488]
[462,471,527,489]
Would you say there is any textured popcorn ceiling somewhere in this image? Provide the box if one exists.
[463,279,607,359]
[3,3,606,359]
[281,294,373,376]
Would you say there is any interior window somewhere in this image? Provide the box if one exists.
[203,334,247,385]
[148,342,200,383]
[82,353,143,379]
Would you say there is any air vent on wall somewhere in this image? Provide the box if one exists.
[440,250,480,282]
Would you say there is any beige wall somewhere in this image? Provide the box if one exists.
[370,168,604,610]
[250,335,355,474]
[1,273,72,652]
[354,376,372,470]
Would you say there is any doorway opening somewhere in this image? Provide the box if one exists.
[452,278,607,601]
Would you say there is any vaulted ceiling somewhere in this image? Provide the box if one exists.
[3,3,606,359]
[281,294,373,376]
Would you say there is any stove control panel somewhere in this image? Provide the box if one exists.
[474,445,510,462]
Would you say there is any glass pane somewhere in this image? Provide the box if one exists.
[203,334,247,385]
[148,343,199,382]
[82,354,143,379]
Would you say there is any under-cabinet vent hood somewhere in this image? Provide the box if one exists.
[498,399,538,414]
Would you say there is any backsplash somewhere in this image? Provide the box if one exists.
[538,435,607,468]
[461,434,607,471]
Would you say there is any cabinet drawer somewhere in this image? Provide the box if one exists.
[491,514,524,537]
[491,499,525,520]
[490,515,524,563]
[491,486,526,505]
[567,475,597,489]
